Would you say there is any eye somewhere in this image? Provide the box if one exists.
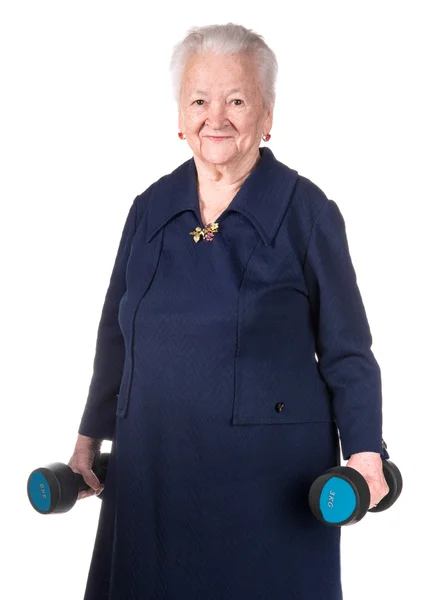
[192,99,243,106]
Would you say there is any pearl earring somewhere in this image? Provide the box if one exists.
[178,132,186,140]
[262,133,271,142]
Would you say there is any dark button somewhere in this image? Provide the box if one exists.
[275,402,285,413]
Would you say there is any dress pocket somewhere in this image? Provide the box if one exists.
[232,358,335,425]
[231,286,336,426]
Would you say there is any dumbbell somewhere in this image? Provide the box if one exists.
[27,452,110,514]
[308,457,402,526]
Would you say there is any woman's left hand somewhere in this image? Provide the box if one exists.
[346,452,390,509]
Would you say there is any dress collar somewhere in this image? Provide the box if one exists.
[145,147,299,246]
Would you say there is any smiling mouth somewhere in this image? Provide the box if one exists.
[205,136,231,140]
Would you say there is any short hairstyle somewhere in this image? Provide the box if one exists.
[169,22,278,109]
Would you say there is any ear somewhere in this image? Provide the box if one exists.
[178,107,183,133]
[264,104,274,134]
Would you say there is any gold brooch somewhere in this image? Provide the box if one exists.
[189,222,219,243]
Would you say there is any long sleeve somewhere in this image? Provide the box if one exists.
[78,198,137,441]
[303,199,386,461]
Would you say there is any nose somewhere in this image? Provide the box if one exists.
[205,101,229,131]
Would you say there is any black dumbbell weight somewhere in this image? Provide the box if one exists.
[27,452,110,514]
[308,457,402,526]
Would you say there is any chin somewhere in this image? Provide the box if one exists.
[200,147,237,164]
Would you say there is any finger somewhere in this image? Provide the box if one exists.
[79,486,104,500]
[78,489,95,500]
[85,469,104,493]
[76,468,103,494]
[69,455,104,495]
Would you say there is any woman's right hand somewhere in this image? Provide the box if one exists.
[67,433,105,500]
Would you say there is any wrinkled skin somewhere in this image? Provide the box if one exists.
[68,434,104,501]
[346,452,390,508]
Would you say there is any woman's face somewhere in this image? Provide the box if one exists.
[178,52,273,167]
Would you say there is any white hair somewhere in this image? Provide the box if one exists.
[169,23,278,109]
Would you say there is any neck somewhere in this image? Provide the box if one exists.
[194,147,261,198]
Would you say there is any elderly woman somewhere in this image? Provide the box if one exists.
[70,23,390,600]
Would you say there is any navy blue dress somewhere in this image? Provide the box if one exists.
[78,147,388,599]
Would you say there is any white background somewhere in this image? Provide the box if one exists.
[1,1,427,598]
